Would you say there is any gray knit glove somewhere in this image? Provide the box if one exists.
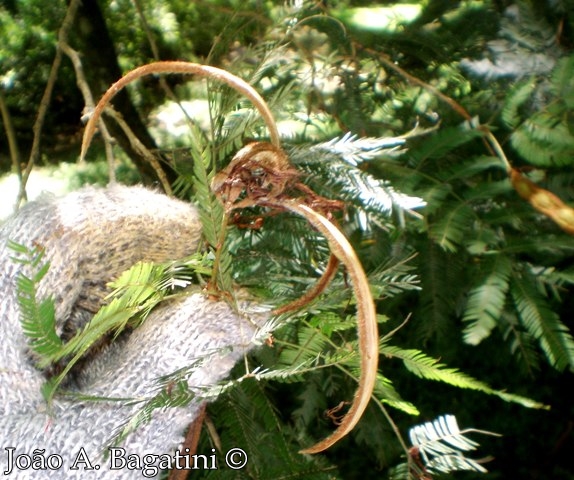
[0,185,264,478]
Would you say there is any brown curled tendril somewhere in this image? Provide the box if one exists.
[213,141,379,454]
[264,198,378,454]
[80,61,281,162]
[272,254,340,316]
[83,61,378,454]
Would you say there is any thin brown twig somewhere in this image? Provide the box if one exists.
[0,91,22,180]
[360,44,513,173]
[133,0,210,146]
[132,0,161,61]
[361,44,574,236]
[102,106,172,194]
[362,44,472,121]
[203,413,222,453]
[361,47,491,153]
[59,41,117,183]
[168,403,207,480]
[19,0,81,208]
[132,0,179,104]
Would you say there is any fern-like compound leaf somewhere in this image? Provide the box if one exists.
[462,254,512,345]
[10,241,63,360]
[383,344,547,409]
[511,274,574,371]
[409,414,496,474]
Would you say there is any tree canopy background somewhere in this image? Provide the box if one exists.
[1,1,574,479]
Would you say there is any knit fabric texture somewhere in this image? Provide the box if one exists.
[0,185,264,478]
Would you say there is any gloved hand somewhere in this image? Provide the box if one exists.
[0,185,264,478]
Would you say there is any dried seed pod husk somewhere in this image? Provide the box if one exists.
[510,168,574,235]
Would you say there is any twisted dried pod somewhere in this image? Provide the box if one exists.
[81,61,280,161]
[82,62,379,454]
[510,168,574,235]
[213,141,379,454]
[264,199,378,454]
